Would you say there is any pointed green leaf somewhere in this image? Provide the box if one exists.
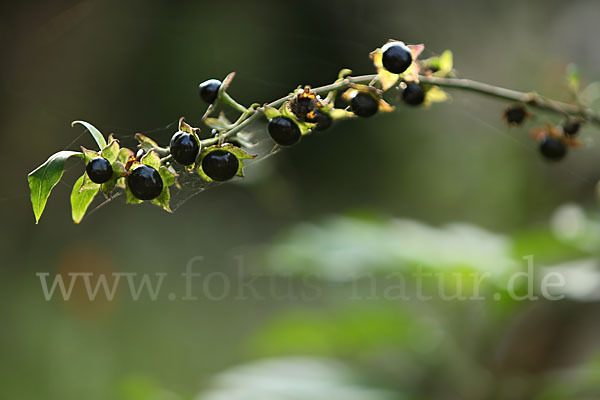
[116,177,126,189]
[112,161,127,177]
[118,148,134,164]
[140,150,160,170]
[81,147,100,163]
[71,175,99,224]
[151,186,172,212]
[101,139,120,163]
[439,50,453,73]
[101,179,116,195]
[328,108,355,120]
[158,166,177,187]
[28,151,84,224]
[72,120,107,150]
[423,85,450,107]
[135,134,160,152]
[99,161,127,195]
[178,117,194,134]
[80,173,100,192]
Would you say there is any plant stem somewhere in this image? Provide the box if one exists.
[419,76,600,125]
[197,73,600,148]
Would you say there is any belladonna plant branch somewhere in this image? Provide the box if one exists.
[198,73,600,149]
[30,40,600,224]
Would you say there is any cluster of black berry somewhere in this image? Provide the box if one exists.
[503,104,582,161]
[86,40,589,209]
[30,37,599,224]
[258,42,425,147]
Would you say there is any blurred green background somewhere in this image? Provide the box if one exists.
[2,0,600,399]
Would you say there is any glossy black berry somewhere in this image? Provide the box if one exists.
[563,120,581,136]
[311,111,333,131]
[267,116,301,146]
[504,104,527,126]
[170,131,200,166]
[402,82,425,106]
[381,42,413,74]
[202,150,239,181]
[127,164,163,200]
[350,92,379,118]
[198,79,221,104]
[539,137,567,161]
[86,157,113,184]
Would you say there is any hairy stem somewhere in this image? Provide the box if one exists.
[198,74,600,148]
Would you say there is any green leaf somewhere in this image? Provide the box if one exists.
[151,186,171,212]
[101,139,120,163]
[158,166,177,187]
[101,179,117,195]
[135,134,160,152]
[147,165,176,210]
[423,85,450,107]
[116,177,126,189]
[28,151,84,224]
[100,161,126,195]
[178,117,194,134]
[140,150,160,170]
[118,148,134,164]
[72,120,107,150]
[328,108,355,120]
[81,147,100,163]
[80,173,100,192]
[70,175,99,224]
[439,50,453,73]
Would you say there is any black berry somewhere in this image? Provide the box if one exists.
[539,137,567,161]
[504,104,527,126]
[309,111,333,131]
[381,42,413,74]
[170,131,200,166]
[86,157,113,184]
[127,164,163,200]
[202,150,239,181]
[563,120,581,136]
[402,82,425,106]
[198,79,221,104]
[350,92,379,118]
[267,116,301,146]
